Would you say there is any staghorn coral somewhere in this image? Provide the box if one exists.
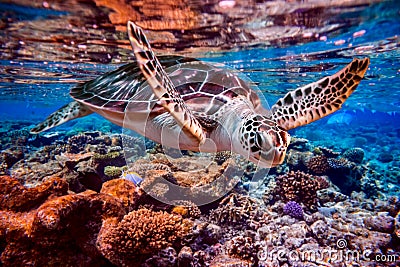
[96,208,193,266]
[306,155,331,175]
[342,147,364,163]
[273,170,320,209]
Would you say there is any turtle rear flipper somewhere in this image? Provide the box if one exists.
[30,101,93,134]
[127,21,206,145]
[270,57,369,130]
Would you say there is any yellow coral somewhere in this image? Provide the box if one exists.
[172,206,189,217]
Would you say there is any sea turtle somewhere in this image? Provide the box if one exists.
[31,21,370,168]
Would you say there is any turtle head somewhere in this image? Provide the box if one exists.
[236,115,290,168]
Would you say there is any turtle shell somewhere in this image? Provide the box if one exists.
[70,55,263,118]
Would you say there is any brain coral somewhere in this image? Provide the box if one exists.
[96,208,193,266]
[273,170,320,209]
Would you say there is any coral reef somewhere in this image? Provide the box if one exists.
[0,175,68,211]
[225,235,262,263]
[0,176,126,266]
[1,175,192,266]
[171,200,202,219]
[104,165,126,179]
[100,178,142,212]
[1,126,399,266]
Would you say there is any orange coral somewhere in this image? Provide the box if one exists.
[0,176,131,266]
[96,208,193,266]
[0,175,68,211]
[100,178,142,212]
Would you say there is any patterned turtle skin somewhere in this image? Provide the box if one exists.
[31,21,370,168]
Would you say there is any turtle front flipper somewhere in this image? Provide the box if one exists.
[270,58,369,130]
[30,101,93,134]
[127,21,206,145]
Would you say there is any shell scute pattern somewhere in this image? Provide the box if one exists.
[71,56,197,113]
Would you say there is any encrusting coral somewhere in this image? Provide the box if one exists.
[0,176,126,266]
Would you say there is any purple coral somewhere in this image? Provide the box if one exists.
[283,201,304,219]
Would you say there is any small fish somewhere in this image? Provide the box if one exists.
[122,171,143,185]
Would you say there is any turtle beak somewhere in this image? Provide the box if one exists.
[255,131,290,168]
[255,147,287,168]
[271,148,287,167]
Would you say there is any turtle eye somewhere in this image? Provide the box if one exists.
[255,132,263,148]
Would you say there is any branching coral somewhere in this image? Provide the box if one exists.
[306,155,331,175]
[172,200,201,219]
[225,235,262,263]
[273,170,320,209]
[96,208,193,266]
[209,193,261,226]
